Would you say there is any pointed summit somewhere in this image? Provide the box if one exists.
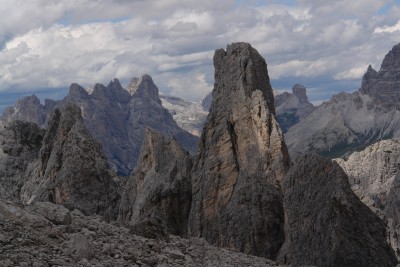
[134,74,160,103]
[189,42,289,258]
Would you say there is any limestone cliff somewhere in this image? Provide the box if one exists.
[118,129,192,237]
[189,42,290,259]
[20,104,120,220]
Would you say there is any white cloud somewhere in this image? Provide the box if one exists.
[374,20,400,33]
[0,0,400,105]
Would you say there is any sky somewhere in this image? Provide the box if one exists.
[1,0,400,113]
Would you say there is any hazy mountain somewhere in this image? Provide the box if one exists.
[285,43,400,158]
[274,84,315,132]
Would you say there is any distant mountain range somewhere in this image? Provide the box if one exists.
[285,43,400,158]
[1,75,199,176]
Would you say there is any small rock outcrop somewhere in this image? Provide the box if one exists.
[0,121,44,200]
[20,104,120,220]
[274,84,315,132]
[278,154,397,266]
[119,129,192,237]
[189,43,290,259]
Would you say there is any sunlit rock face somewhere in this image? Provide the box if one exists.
[189,42,290,259]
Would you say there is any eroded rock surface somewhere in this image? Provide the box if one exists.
[335,139,400,259]
[0,121,44,200]
[0,200,280,267]
[20,104,120,220]
[189,42,290,259]
[278,154,397,267]
[119,129,192,237]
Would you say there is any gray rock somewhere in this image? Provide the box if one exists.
[201,92,212,111]
[0,121,44,200]
[160,94,208,136]
[278,154,397,266]
[29,202,72,225]
[189,42,290,259]
[335,139,400,259]
[0,199,281,266]
[285,42,400,158]
[20,104,120,220]
[119,129,192,237]
[275,84,315,133]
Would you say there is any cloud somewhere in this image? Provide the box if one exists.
[0,0,400,107]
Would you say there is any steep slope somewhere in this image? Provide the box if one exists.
[0,121,44,200]
[160,94,208,136]
[274,84,315,133]
[0,200,280,267]
[285,43,400,157]
[20,104,120,220]
[278,154,397,266]
[1,75,199,176]
[189,43,290,259]
[335,139,400,259]
[118,129,192,237]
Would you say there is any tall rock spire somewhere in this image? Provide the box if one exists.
[189,42,290,259]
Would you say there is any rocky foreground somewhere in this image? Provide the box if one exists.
[0,200,279,267]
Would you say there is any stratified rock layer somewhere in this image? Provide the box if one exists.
[189,42,290,259]
[20,104,120,220]
[118,129,192,237]
[278,154,397,267]
[0,121,44,200]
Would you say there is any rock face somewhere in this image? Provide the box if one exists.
[0,200,281,267]
[20,104,120,220]
[335,139,400,259]
[274,84,315,133]
[160,94,208,136]
[118,129,192,237]
[189,43,290,259]
[1,75,199,176]
[1,95,55,127]
[285,42,400,158]
[201,92,212,111]
[278,154,397,266]
[0,121,44,200]
[360,43,400,111]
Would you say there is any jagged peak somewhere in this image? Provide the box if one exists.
[16,94,41,106]
[92,78,131,103]
[134,74,161,103]
[292,84,309,104]
[68,83,89,99]
[380,42,400,72]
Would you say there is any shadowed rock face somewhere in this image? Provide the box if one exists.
[20,104,120,220]
[189,42,290,259]
[0,121,44,200]
[118,129,192,237]
[278,154,397,267]
[334,139,400,259]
